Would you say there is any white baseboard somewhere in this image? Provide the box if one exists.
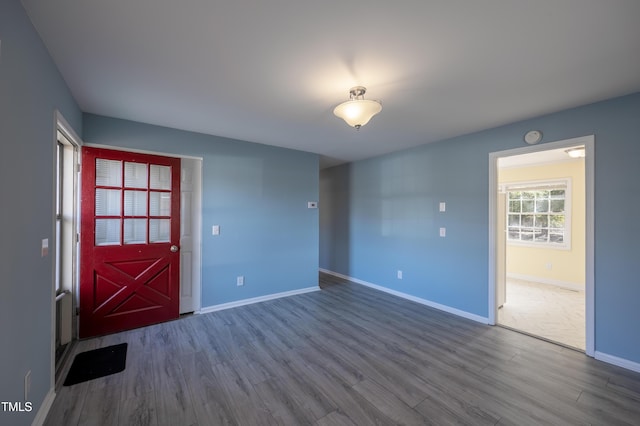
[31,388,55,426]
[199,286,320,314]
[320,269,489,324]
[507,273,584,292]
[595,351,640,374]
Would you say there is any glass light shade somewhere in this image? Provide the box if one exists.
[565,147,586,158]
[333,99,382,129]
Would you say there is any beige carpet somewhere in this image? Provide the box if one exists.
[498,278,585,350]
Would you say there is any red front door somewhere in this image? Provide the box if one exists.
[80,147,181,338]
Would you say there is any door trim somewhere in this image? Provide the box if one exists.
[83,143,203,313]
[86,143,204,161]
[488,135,595,357]
[52,110,82,390]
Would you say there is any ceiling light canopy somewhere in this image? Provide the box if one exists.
[333,86,382,130]
[565,147,586,158]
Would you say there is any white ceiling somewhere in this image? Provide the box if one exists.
[22,0,640,168]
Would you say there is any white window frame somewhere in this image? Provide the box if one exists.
[502,178,572,250]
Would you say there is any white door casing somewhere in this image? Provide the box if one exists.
[488,135,595,357]
[496,190,506,308]
[53,110,82,387]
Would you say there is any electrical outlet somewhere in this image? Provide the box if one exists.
[439,202,446,212]
[212,225,220,235]
[546,262,553,270]
[237,276,244,286]
[439,227,446,237]
[397,270,403,280]
[24,370,31,401]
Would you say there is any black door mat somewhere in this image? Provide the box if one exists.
[63,343,127,386]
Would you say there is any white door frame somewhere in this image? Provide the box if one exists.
[488,135,595,356]
[52,110,82,390]
[83,143,203,314]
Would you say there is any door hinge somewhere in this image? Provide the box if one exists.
[76,163,81,173]
[76,233,80,243]
[75,307,79,316]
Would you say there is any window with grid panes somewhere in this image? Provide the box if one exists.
[506,180,570,248]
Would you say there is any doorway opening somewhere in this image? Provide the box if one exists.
[489,136,594,356]
[498,152,584,349]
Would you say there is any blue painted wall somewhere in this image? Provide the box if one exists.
[320,92,640,364]
[83,114,319,307]
[0,1,82,424]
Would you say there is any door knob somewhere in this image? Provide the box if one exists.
[170,245,179,253]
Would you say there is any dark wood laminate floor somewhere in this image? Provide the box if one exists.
[46,273,640,425]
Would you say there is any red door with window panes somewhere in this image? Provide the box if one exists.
[80,147,180,338]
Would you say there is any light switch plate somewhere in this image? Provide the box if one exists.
[439,202,446,212]
[439,228,446,237]
[307,201,318,209]
[212,225,220,235]
[41,238,49,257]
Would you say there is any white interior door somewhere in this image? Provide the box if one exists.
[179,158,202,313]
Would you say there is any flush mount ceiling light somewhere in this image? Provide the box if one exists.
[333,86,382,130]
[565,147,586,158]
